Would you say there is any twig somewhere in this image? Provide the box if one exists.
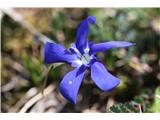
[40,65,54,95]
[1,76,18,92]
[3,55,31,79]
[1,8,53,44]
[39,63,63,95]
[138,104,142,113]
[9,87,38,112]
[19,85,55,113]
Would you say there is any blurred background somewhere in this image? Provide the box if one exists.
[1,8,160,113]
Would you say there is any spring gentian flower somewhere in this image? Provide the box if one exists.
[44,16,135,104]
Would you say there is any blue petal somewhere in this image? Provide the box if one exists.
[91,41,135,52]
[44,42,76,64]
[59,65,86,104]
[76,16,96,54]
[91,61,120,91]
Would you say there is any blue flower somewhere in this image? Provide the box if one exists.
[44,16,135,104]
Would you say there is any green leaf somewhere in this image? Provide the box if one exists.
[151,87,160,112]
[109,102,141,113]
[22,53,43,86]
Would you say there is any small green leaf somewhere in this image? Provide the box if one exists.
[109,102,141,113]
[151,87,160,112]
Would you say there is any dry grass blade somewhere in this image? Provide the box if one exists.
[19,85,55,113]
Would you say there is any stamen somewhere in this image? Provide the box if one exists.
[70,43,93,67]
[80,53,91,65]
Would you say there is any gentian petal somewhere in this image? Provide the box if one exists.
[91,41,135,52]
[59,65,86,104]
[91,61,120,91]
[44,42,76,64]
[76,16,96,54]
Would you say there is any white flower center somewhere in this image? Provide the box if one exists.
[80,53,91,65]
[70,43,94,67]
